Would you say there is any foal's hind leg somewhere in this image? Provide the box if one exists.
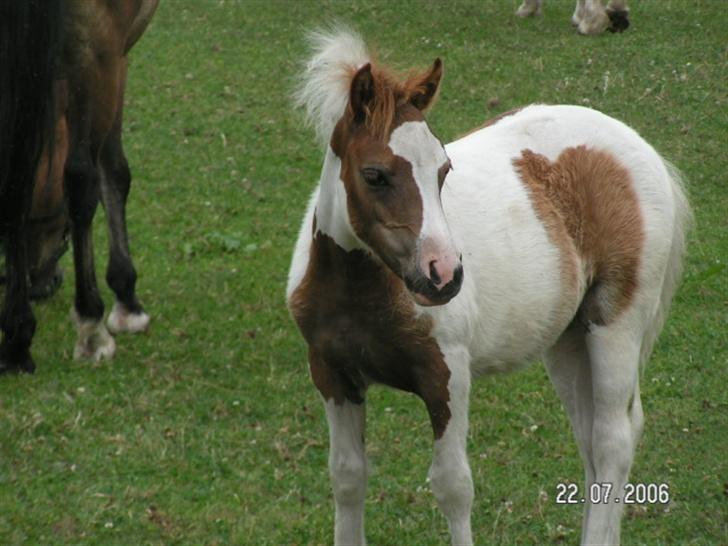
[582,319,644,545]
[65,143,115,361]
[100,59,149,334]
[545,326,596,540]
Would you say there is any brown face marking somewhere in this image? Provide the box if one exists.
[289,231,452,439]
[513,146,645,326]
[331,102,431,280]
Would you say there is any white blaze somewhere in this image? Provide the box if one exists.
[388,121,459,283]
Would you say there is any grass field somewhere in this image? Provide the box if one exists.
[1,1,726,544]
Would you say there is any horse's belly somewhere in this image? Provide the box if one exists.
[435,159,582,373]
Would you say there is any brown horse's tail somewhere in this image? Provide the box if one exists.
[0,0,64,233]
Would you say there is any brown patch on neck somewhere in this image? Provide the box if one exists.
[289,232,452,439]
[513,146,645,326]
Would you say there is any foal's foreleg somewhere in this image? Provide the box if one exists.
[425,345,473,546]
[66,145,115,361]
[324,398,368,546]
[100,60,149,334]
[582,323,644,545]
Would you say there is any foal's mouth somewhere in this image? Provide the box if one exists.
[404,265,464,306]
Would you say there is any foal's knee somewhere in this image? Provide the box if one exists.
[429,457,474,515]
[592,410,634,478]
[330,452,367,505]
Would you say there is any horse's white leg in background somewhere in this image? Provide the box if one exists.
[544,326,596,541]
[571,0,587,26]
[516,0,543,18]
[606,0,629,14]
[325,398,368,546]
[582,319,645,545]
[428,345,474,546]
[605,0,630,32]
[578,0,611,34]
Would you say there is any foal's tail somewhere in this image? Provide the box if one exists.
[639,160,693,366]
[0,0,64,215]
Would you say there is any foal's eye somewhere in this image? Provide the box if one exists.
[361,168,390,188]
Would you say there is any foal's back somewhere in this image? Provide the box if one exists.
[434,105,678,374]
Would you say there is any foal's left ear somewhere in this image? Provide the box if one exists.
[350,63,375,124]
[408,58,443,112]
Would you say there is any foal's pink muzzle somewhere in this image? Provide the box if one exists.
[405,237,463,306]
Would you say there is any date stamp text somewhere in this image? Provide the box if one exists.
[555,482,670,505]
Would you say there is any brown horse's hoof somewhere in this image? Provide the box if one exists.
[0,351,36,374]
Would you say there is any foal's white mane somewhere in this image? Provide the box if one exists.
[295,27,370,147]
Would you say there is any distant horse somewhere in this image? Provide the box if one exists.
[287,29,689,545]
[0,0,158,373]
[517,0,630,34]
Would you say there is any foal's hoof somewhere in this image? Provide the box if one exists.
[71,310,116,362]
[107,302,150,334]
[606,9,630,32]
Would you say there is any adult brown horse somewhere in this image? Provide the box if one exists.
[0,0,158,373]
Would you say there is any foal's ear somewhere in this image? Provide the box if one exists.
[409,58,443,112]
[349,63,375,124]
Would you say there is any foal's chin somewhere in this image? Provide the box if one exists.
[411,290,454,307]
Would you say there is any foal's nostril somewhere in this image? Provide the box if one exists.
[453,264,463,286]
[428,260,441,285]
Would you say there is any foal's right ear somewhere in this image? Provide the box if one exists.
[349,63,375,124]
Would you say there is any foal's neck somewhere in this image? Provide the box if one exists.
[314,147,360,252]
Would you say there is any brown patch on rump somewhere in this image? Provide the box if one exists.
[289,232,452,439]
[513,146,644,326]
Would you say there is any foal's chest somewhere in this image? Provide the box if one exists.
[289,232,449,406]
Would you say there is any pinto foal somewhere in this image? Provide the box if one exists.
[287,30,690,545]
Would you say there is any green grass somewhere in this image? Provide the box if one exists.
[1,1,726,544]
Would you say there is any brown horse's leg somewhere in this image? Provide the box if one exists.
[27,80,70,301]
[0,218,36,373]
[0,1,63,373]
[65,87,115,361]
[100,58,149,334]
